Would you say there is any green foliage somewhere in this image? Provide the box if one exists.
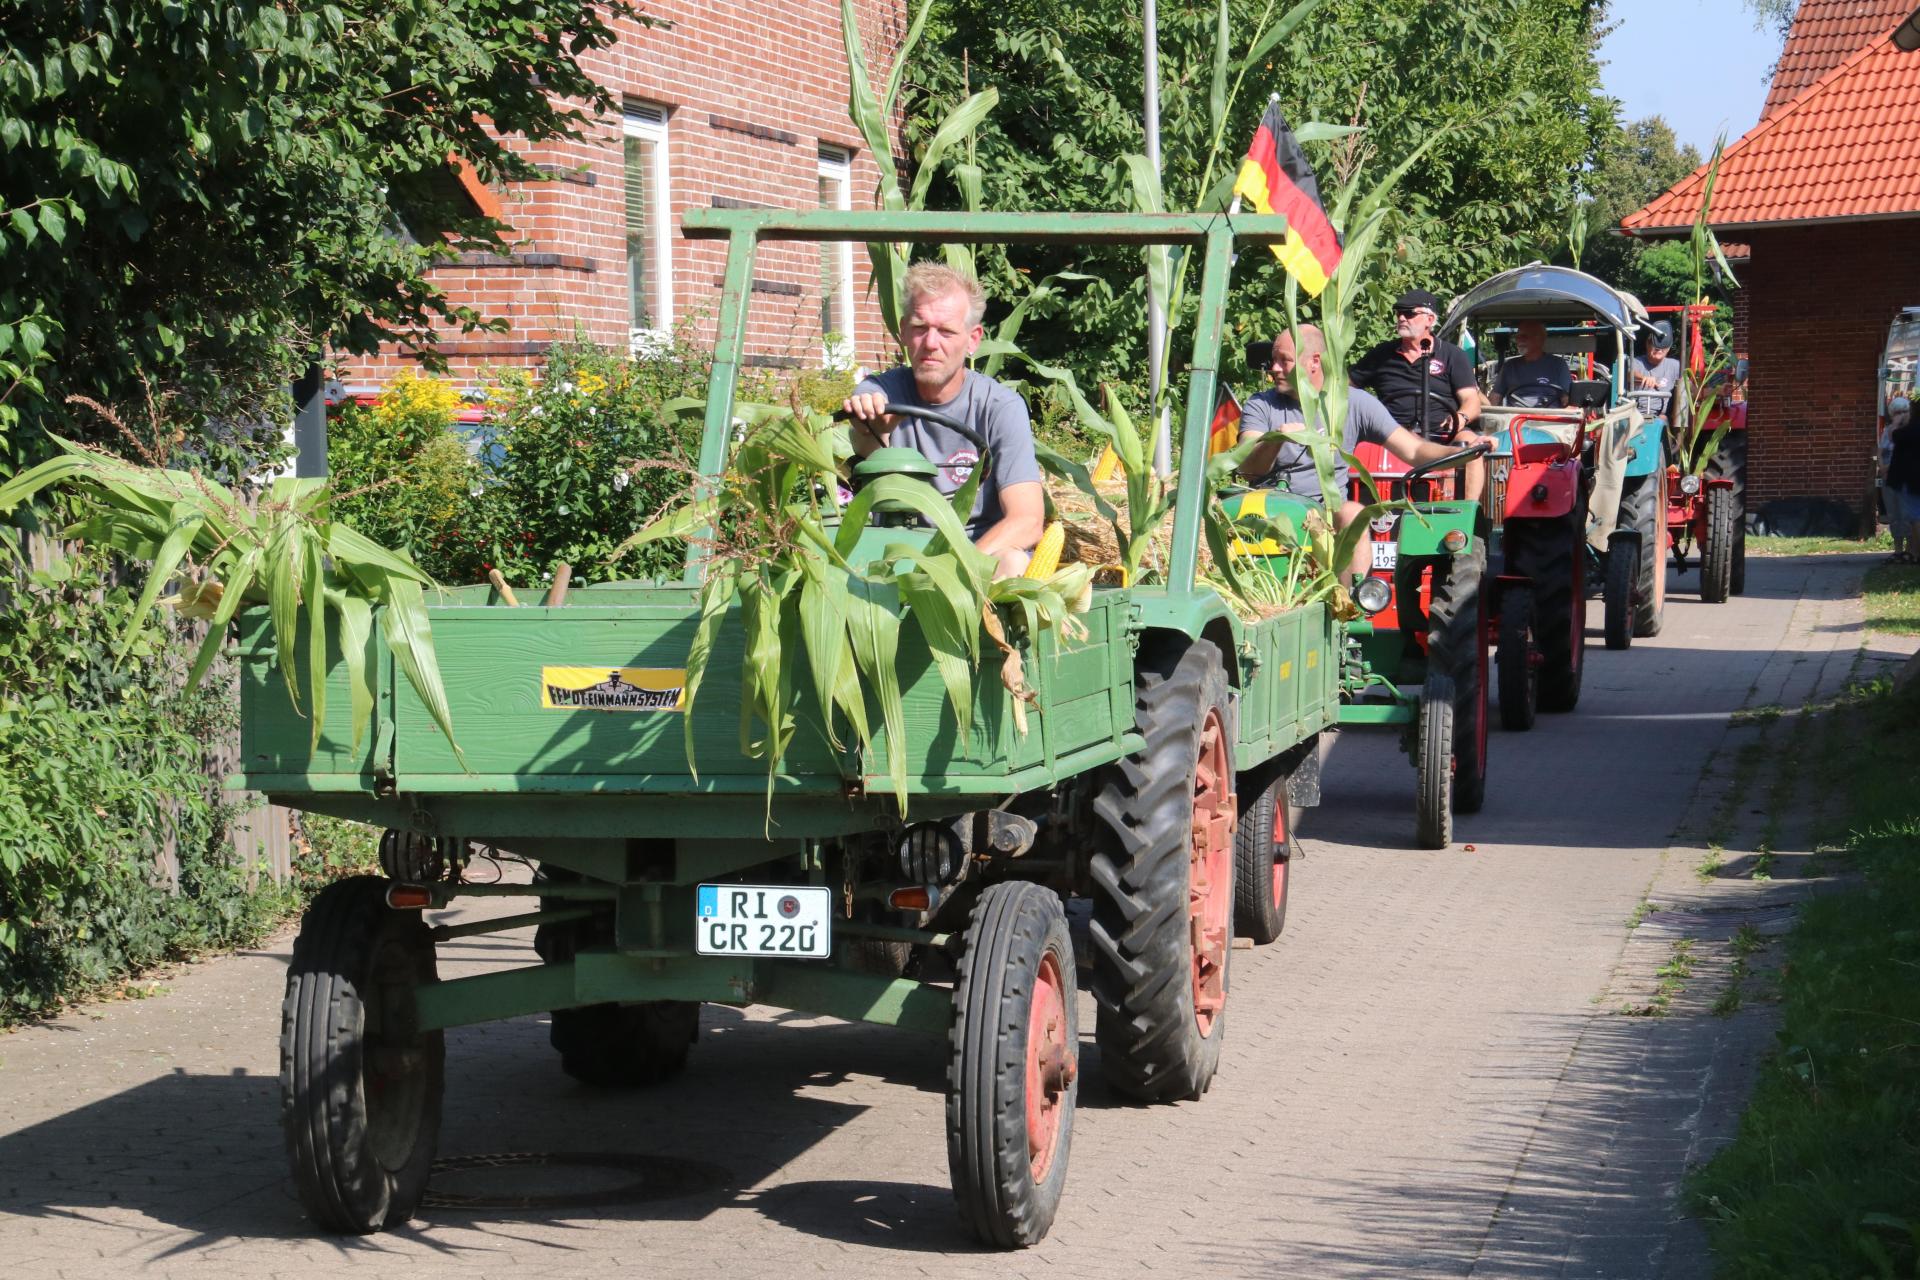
[325,371,479,577]
[467,335,712,588]
[0,0,634,471]
[1689,676,1920,1277]
[907,0,1610,417]
[0,545,292,1024]
[1571,115,1702,295]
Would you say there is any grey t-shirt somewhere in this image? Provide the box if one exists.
[1632,355,1681,393]
[1238,386,1399,500]
[1494,354,1572,407]
[852,367,1042,538]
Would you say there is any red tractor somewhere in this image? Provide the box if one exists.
[1642,302,1748,602]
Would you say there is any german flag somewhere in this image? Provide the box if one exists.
[1207,383,1243,457]
[1232,99,1342,297]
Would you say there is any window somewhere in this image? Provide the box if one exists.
[817,146,855,365]
[624,104,671,344]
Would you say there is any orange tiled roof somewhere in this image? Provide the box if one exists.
[1622,27,1920,234]
[1762,0,1913,116]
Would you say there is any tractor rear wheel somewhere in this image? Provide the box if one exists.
[1708,434,1748,595]
[1090,637,1234,1103]
[1701,484,1737,603]
[1233,759,1297,945]
[1497,583,1538,732]
[1415,673,1457,849]
[947,880,1077,1248]
[281,876,443,1234]
[534,891,698,1089]
[1604,533,1637,651]
[1618,458,1668,637]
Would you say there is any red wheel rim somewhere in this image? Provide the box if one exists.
[1270,797,1288,908]
[1024,948,1072,1181]
[1190,708,1233,1037]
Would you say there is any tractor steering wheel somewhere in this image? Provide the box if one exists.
[837,401,993,486]
[1404,439,1492,485]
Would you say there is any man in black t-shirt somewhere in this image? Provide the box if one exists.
[1351,288,1485,501]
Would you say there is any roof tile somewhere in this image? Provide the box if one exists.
[1763,0,1913,116]
[1623,29,1920,232]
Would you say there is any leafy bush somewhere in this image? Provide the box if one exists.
[0,544,292,1024]
[326,370,479,576]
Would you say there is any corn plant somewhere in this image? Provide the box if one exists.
[612,404,1091,811]
[0,435,461,762]
[1675,138,1739,477]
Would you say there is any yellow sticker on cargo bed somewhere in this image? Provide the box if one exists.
[540,667,686,711]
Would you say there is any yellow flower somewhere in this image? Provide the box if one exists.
[375,368,460,427]
[576,371,608,397]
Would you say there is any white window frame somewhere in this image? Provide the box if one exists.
[624,104,672,349]
[818,145,856,368]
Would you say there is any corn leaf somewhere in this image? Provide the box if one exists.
[329,588,376,756]
[844,574,909,811]
[114,502,204,663]
[681,563,739,780]
[908,89,1000,209]
[797,556,855,751]
[381,576,465,769]
[303,532,328,751]
[264,518,304,708]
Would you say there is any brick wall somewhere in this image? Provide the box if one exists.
[1740,221,1920,525]
[346,1,908,392]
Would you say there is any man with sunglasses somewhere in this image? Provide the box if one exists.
[1351,288,1485,501]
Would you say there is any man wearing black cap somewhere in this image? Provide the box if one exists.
[1351,288,1485,500]
[1632,321,1681,396]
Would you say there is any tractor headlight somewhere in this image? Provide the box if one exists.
[1441,529,1469,553]
[1354,576,1392,615]
[1679,474,1702,496]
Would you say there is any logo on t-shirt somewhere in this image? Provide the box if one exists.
[1429,358,1446,377]
[944,449,979,482]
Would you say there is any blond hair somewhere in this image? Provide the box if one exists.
[903,262,987,329]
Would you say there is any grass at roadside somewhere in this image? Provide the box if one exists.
[1748,532,1891,557]
[1689,674,1920,1276]
[1864,562,1920,635]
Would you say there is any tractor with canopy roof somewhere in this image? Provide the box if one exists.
[1438,265,1659,658]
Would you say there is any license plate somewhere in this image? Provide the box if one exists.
[1371,541,1398,570]
[695,884,831,958]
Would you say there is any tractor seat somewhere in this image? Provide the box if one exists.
[1569,379,1610,411]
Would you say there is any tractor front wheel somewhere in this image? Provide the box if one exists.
[1424,534,1488,816]
[947,880,1078,1248]
[1233,759,1297,945]
[1604,532,1638,651]
[280,876,443,1234]
[1618,460,1668,637]
[1708,434,1748,595]
[1415,673,1457,849]
[1506,519,1585,712]
[1701,484,1736,603]
[1497,583,1538,732]
[1090,637,1234,1103]
[549,1001,700,1089]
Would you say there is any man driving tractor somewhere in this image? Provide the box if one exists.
[1240,324,1484,577]
[843,263,1045,578]
[1632,320,1681,394]
[1351,288,1486,500]
[1492,319,1572,408]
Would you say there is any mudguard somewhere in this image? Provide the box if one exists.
[1502,457,1582,521]
[1621,416,1664,478]
[1397,500,1478,555]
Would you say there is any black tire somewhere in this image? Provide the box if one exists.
[533,884,699,1089]
[1089,637,1234,1103]
[1497,583,1538,732]
[947,881,1077,1248]
[1707,434,1748,595]
[1423,531,1488,815]
[1415,673,1456,849]
[550,1001,700,1088]
[1604,533,1637,651]
[281,876,443,1234]
[1232,761,1296,945]
[1701,483,1736,603]
[1618,458,1667,637]
[1505,518,1585,712]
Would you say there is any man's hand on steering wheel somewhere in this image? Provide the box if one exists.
[842,392,899,444]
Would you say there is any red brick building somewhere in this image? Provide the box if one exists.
[346,1,910,392]
[1623,0,1920,531]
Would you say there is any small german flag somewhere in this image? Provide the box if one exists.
[1232,99,1342,296]
[1207,383,1243,457]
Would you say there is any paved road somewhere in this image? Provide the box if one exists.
[3,554,1913,1279]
